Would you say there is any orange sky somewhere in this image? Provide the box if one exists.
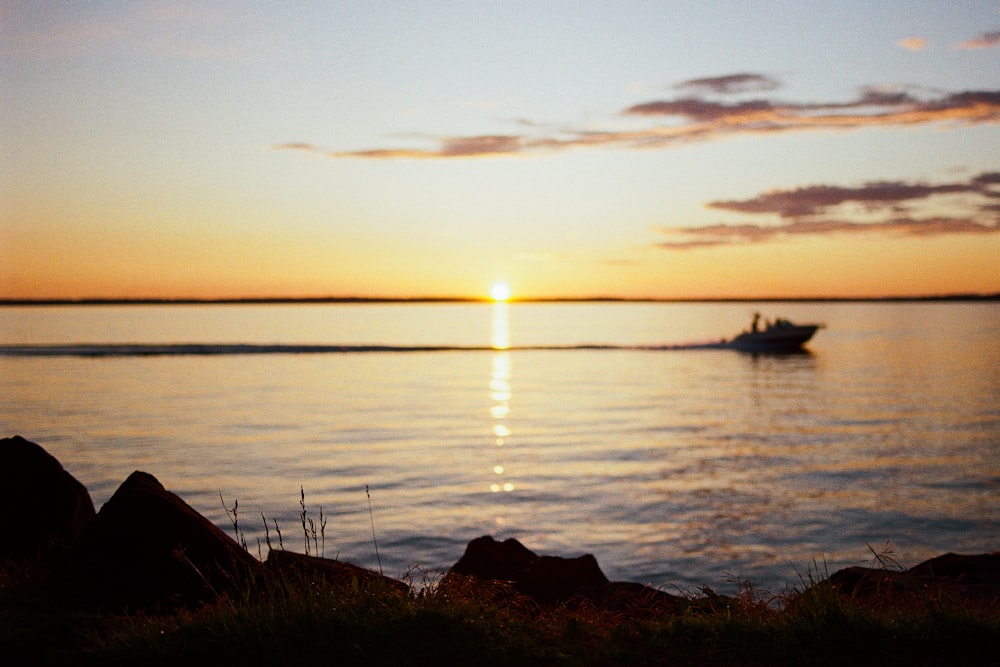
[2,3,999,300]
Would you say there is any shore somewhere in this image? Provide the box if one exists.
[3,435,998,665]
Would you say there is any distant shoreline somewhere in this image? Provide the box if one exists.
[1,293,998,306]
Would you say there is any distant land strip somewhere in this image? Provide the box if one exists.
[0,293,998,306]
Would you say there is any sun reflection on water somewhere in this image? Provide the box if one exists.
[489,301,515,494]
[490,300,510,350]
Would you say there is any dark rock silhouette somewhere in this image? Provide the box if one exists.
[827,551,1000,605]
[511,553,609,603]
[265,549,408,594]
[581,580,685,615]
[451,536,608,604]
[5,436,998,620]
[70,470,260,611]
[0,435,95,562]
[449,535,683,612]
[451,535,539,581]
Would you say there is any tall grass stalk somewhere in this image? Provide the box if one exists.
[272,518,283,551]
[297,486,326,558]
[366,484,383,576]
[319,506,327,559]
[261,512,272,552]
[220,492,248,551]
[299,486,309,555]
[865,540,902,570]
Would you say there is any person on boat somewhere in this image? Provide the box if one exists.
[751,312,760,333]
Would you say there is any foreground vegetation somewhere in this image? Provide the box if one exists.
[2,559,998,666]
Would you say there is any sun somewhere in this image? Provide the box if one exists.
[490,282,511,302]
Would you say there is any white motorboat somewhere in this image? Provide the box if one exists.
[728,313,822,352]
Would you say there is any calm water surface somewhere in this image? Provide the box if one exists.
[1,302,998,593]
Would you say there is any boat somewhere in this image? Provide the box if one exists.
[728,313,822,352]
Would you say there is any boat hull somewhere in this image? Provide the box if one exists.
[728,324,820,352]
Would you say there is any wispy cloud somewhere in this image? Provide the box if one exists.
[897,37,929,51]
[673,73,781,95]
[1,4,263,61]
[1,12,131,58]
[704,176,996,218]
[655,172,1000,249]
[275,136,524,160]
[957,30,1000,50]
[618,87,1000,130]
[275,77,1000,160]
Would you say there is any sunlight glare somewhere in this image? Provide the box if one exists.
[490,282,511,302]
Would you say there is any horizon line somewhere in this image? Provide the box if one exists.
[2,292,998,306]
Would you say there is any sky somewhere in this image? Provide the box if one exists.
[2,1,999,300]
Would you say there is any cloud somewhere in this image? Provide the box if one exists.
[656,216,1000,249]
[620,88,1000,129]
[273,142,317,152]
[705,180,977,218]
[673,73,782,95]
[439,135,522,157]
[624,97,777,122]
[897,37,928,51]
[1,3,261,61]
[957,30,1000,50]
[277,79,1000,160]
[655,172,1000,249]
[1,13,132,58]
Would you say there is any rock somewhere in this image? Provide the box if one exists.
[826,551,1000,605]
[451,535,538,580]
[515,553,609,604]
[450,535,679,610]
[70,470,259,611]
[265,549,409,594]
[579,580,685,616]
[451,536,605,603]
[825,566,899,598]
[0,435,95,562]
[909,551,1000,596]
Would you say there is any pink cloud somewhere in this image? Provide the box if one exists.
[897,37,928,51]
[673,73,782,95]
[655,172,1000,249]
[277,80,1000,161]
[957,30,1000,50]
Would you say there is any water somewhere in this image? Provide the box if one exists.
[2,302,998,594]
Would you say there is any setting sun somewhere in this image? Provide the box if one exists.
[490,282,511,302]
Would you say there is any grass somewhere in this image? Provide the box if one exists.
[3,496,996,665]
[2,550,998,666]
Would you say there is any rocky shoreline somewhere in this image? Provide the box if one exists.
[3,434,999,616]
